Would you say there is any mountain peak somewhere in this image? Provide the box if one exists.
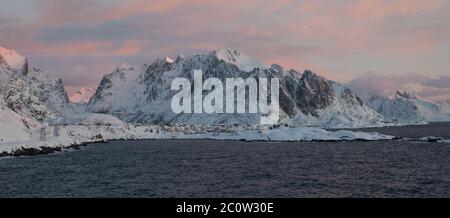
[213,48,241,57]
[302,70,324,81]
[0,46,26,70]
[69,87,96,104]
[212,48,267,72]
[165,57,174,64]
[118,63,135,71]
[394,90,417,99]
[177,54,186,59]
[270,64,284,73]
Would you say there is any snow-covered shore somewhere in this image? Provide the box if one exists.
[0,123,395,156]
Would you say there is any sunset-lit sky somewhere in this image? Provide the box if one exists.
[1,0,449,100]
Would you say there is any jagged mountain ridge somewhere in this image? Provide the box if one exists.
[0,47,71,123]
[87,49,385,128]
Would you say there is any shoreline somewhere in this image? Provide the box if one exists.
[0,141,104,158]
[3,122,450,158]
[3,135,449,158]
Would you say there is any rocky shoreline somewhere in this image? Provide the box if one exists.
[3,136,449,158]
[0,137,414,158]
[0,141,106,157]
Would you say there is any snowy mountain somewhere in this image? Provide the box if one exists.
[0,47,27,71]
[213,49,267,72]
[69,87,96,104]
[0,47,71,123]
[367,91,450,123]
[0,47,28,93]
[87,49,385,128]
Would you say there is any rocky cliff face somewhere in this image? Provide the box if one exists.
[0,47,71,123]
[88,49,384,128]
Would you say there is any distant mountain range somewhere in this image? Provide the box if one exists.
[367,91,450,123]
[1,46,450,134]
[86,49,384,128]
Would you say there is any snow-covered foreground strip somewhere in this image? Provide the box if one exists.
[0,125,395,157]
[177,127,394,142]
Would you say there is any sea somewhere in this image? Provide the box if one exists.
[1,123,449,197]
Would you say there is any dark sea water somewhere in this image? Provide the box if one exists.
[1,124,450,197]
[332,122,450,140]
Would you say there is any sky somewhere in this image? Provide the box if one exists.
[0,0,449,100]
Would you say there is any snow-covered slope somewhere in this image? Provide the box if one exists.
[87,63,139,113]
[367,91,450,123]
[88,49,385,128]
[0,104,33,143]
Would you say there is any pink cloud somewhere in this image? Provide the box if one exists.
[37,0,257,26]
[27,41,142,56]
[346,0,444,21]
[25,0,450,58]
[253,0,449,57]
[38,0,181,25]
